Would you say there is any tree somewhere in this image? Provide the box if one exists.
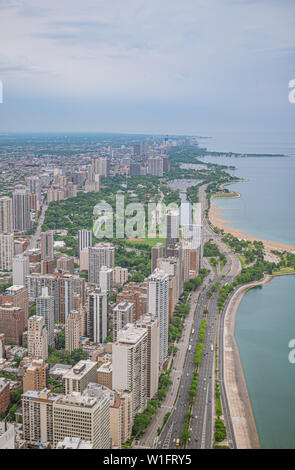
[133,413,151,436]
[8,404,17,422]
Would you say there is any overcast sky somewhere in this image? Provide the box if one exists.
[0,0,295,135]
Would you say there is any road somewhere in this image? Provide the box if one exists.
[137,279,209,448]
[156,185,241,449]
[28,203,48,250]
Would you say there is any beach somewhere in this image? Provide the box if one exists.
[210,204,295,252]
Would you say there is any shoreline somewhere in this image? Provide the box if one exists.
[210,205,295,252]
[223,275,274,448]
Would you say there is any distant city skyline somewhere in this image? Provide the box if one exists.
[0,0,295,134]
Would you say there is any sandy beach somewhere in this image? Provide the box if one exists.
[210,204,295,252]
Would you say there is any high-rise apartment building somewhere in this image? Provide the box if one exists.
[88,243,115,285]
[23,359,48,393]
[56,256,74,274]
[55,273,74,323]
[97,361,112,389]
[148,268,169,364]
[0,196,13,233]
[1,285,29,327]
[27,176,41,201]
[63,360,97,395]
[181,240,191,284]
[12,254,29,286]
[112,301,134,342]
[78,229,92,257]
[27,315,48,361]
[151,242,163,272]
[157,256,180,319]
[147,157,163,177]
[79,248,89,271]
[99,266,113,292]
[26,273,74,323]
[40,231,54,260]
[65,310,82,352]
[53,383,111,449]
[0,233,14,270]
[112,324,148,416]
[113,266,128,287]
[22,389,59,445]
[166,242,183,297]
[0,378,10,414]
[13,185,30,232]
[98,157,110,178]
[88,288,108,343]
[116,281,148,321]
[165,210,180,252]
[36,287,55,348]
[0,303,25,345]
[136,315,159,399]
[119,390,133,445]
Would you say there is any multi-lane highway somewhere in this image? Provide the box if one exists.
[156,184,241,449]
[138,275,211,449]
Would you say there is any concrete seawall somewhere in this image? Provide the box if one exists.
[223,275,274,449]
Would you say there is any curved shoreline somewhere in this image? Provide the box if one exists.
[223,275,274,448]
[210,205,295,252]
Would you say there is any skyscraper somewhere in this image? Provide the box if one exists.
[136,315,159,399]
[88,243,115,285]
[12,254,29,286]
[23,359,48,393]
[166,242,183,296]
[53,384,111,449]
[147,157,163,176]
[112,324,148,415]
[36,287,55,348]
[151,242,163,272]
[27,176,41,202]
[65,310,82,352]
[99,266,113,292]
[22,389,59,445]
[157,256,180,320]
[0,196,13,233]
[148,268,169,364]
[63,360,98,395]
[0,233,13,270]
[98,157,110,178]
[165,210,180,252]
[112,301,134,342]
[27,315,48,361]
[88,288,108,343]
[41,231,54,260]
[78,229,92,257]
[13,185,30,232]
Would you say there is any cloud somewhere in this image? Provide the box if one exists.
[0,0,294,132]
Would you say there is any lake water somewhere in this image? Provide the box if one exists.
[199,131,295,448]
[199,153,295,247]
[234,275,295,449]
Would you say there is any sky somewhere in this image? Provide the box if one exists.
[0,0,295,135]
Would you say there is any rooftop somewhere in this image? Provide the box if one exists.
[116,324,147,345]
[63,360,97,380]
[56,437,93,449]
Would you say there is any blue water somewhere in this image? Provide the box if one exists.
[201,131,295,448]
[234,276,295,449]
[200,150,295,247]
